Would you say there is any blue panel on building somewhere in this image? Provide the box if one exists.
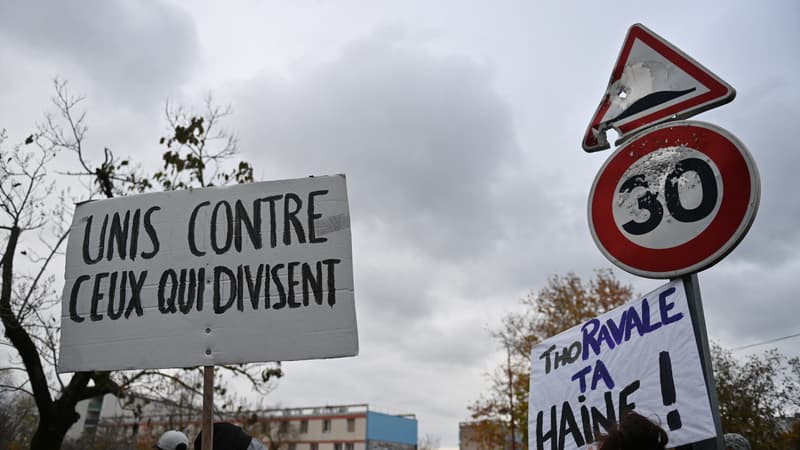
[366,411,417,446]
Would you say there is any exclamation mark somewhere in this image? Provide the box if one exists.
[659,351,682,430]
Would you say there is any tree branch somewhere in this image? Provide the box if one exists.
[0,226,54,416]
[17,229,69,317]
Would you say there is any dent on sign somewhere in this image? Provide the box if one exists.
[582,23,735,152]
[606,61,697,125]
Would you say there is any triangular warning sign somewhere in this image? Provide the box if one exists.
[582,23,735,152]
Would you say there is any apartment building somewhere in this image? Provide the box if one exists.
[245,404,417,450]
[68,397,417,450]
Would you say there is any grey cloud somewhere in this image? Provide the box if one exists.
[0,0,199,109]
[355,253,440,324]
[696,83,800,269]
[702,260,799,352]
[359,304,501,369]
[235,29,524,261]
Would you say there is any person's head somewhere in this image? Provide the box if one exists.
[155,430,190,450]
[724,433,751,450]
[194,422,253,450]
[597,411,669,450]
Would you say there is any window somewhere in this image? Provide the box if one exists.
[280,420,289,433]
[346,444,354,450]
[289,444,296,450]
[335,444,342,450]
[347,418,355,433]
[311,444,319,450]
[322,419,331,433]
[300,420,308,433]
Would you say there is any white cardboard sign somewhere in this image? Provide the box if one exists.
[528,280,715,450]
[58,175,357,372]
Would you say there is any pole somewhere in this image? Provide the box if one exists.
[506,345,517,450]
[202,365,214,450]
[680,274,725,450]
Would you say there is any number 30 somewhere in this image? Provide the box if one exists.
[619,158,717,235]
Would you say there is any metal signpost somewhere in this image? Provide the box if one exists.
[583,24,761,450]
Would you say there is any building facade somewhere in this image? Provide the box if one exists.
[68,398,417,450]
[245,404,417,450]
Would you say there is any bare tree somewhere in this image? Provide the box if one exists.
[0,79,279,450]
[155,96,244,190]
[468,270,633,449]
[0,124,97,449]
[0,372,38,448]
[712,344,800,450]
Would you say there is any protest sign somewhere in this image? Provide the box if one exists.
[528,279,716,450]
[58,175,357,372]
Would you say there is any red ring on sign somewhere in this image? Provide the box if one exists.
[590,122,754,277]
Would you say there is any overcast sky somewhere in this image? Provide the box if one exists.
[1,1,798,448]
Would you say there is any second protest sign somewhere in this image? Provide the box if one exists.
[59,174,357,373]
[528,279,715,450]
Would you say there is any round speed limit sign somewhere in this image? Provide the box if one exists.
[588,121,760,279]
